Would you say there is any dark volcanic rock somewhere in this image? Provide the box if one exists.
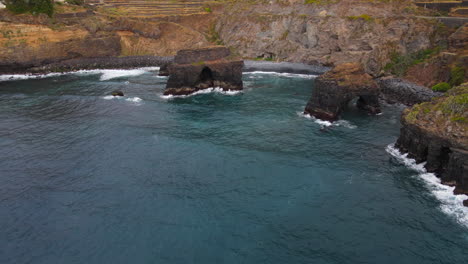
[158,64,170,76]
[304,63,381,121]
[396,84,468,204]
[164,47,243,96]
[111,91,124,97]
[378,77,440,106]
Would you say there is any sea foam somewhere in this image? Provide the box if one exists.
[244,71,317,79]
[160,87,243,99]
[386,144,468,228]
[298,112,357,129]
[102,95,143,104]
[0,67,160,82]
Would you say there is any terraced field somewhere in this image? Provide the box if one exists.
[86,0,217,17]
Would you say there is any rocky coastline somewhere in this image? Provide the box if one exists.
[0,56,174,75]
[395,84,468,203]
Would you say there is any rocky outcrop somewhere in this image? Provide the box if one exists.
[448,23,468,50]
[396,84,468,203]
[304,63,380,121]
[164,46,243,96]
[378,77,440,105]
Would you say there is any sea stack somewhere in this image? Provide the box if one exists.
[304,63,381,121]
[164,46,244,96]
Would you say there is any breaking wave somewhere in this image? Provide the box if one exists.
[298,112,357,129]
[102,95,143,104]
[386,144,468,228]
[243,71,317,79]
[0,67,160,82]
[160,87,243,99]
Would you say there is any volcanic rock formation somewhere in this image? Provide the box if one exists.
[164,47,243,96]
[396,84,468,204]
[304,63,381,121]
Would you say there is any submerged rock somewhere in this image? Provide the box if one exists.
[164,47,243,96]
[111,91,124,97]
[396,84,468,204]
[304,63,381,121]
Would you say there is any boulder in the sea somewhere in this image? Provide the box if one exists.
[396,84,468,201]
[304,62,381,121]
[111,91,124,96]
[164,46,243,96]
[464,199,468,207]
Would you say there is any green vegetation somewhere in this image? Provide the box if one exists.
[191,61,206,66]
[449,66,465,87]
[347,14,373,22]
[207,23,223,45]
[406,85,468,124]
[3,0,54,17]
[432,82,451,92]
[384,47,441,76]
[204,7,212,13]
[65,0,84,5]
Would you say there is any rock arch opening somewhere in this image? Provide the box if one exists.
[198,66,214,87]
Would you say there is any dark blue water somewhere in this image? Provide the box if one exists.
[1,69,467,264]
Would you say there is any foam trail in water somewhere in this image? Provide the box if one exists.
[102,95,143,104]
[243,71,317,79]
[386,144,468,228]
[99,67,159,81]
[160,87,242,99]
[298,112,357,129]
[0,67,160,82]
[125,97,142,103]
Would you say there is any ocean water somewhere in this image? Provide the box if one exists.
[0,68,467,264]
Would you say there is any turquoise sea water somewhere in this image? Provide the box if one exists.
[0,68,467,263]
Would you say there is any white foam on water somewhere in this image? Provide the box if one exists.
[102,95,142,104]
[386,144,468,228]
[298,112,357,129]
[98,67,159,81]
[0,67,160,82]
[125,97,142,103]
[243,71,317,79]
[160,87,243,99]
[0,72,64,81]
[102,95,117,100]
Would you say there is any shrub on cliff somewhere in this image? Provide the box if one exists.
[449,66,465,87]
[432,82,451,92]
[3,0,54,17]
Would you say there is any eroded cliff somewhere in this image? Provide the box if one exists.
[396,84,468,199]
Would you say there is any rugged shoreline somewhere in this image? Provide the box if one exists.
[0,58,332,76]
[0,56,174,75]
[395,84,468,204]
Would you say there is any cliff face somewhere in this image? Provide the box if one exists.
[396,84,468,196]
[0,7,213,73]
[216,0,444,75]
